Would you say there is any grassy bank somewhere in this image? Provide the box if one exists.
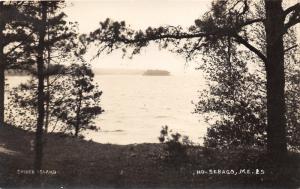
[0,125,299,189]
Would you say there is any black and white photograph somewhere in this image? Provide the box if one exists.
[0,0,299,188]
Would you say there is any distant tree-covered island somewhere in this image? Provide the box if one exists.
[143,69,170,76]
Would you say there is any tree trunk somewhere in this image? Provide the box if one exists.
[75,87,83,137]
[0,13,5,127]
[264,0,287,160]
[45,48,51,134]
[0,44,5,128]
[45,79,50,133]
[34,2,47,174]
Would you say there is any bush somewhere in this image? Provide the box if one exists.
[158,126,192,165]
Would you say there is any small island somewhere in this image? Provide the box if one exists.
[142,69,170,76]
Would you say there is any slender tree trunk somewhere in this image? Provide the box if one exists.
[0,44,5,128]
[264,0,287,160]
[0,13,5,127]
[45,47,51,134]
[0,49,5,127]
[45,78,50,133]
[45,17,52,134]
[34,2,47,174]
[75,88,83,137]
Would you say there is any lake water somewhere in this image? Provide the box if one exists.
[6,75,208,145]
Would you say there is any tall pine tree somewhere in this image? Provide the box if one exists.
[21,1,76,173]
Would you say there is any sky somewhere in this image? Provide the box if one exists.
[64,0,212,74]
[64,0,300,74]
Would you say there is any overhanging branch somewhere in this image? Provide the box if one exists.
[114,32,208,44]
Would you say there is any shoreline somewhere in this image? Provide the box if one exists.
[0,125,299,188]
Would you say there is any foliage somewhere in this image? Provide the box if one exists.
[6,62,104,137]
[4,1,102,138]
[52,63,104,137]
[0,2,36,70]
[87,1,269,60]
[194,38,267,148]
[284,32,300,151]
[0,2,36,126]
[194,27,300,150]
[158,126,192,165]
[18,1,78,74]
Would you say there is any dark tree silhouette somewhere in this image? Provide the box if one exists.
[34,1,47,174]
[7,62,104,138]
[6,14,102,138]
[194,37,267,148]
[0,2,33,127]
[53,63,104,137]
[20,1,77,173]
[89,0,300,160]
[194,27,299,150]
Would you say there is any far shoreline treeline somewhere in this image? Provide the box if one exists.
[5,70,30,76]
[6,68,172,76]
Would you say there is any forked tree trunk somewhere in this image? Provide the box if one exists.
[34,2,47,174]
[264,0,287,160]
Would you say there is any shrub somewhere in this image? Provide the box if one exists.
[158,126,192,165]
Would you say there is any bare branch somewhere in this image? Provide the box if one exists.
[239,18,264,27]
[284,45,298,53]
[233,34,267,64]
[4,31,35,57]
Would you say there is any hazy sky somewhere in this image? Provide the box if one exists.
[64,0,212,73]
[64,0,300,73]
